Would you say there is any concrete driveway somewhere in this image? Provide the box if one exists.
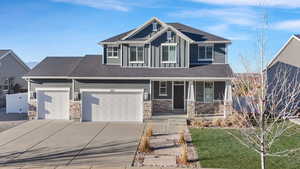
[0,120,144,168]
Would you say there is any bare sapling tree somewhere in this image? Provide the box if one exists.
[230,12,300,169]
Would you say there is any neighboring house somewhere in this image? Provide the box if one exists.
[266,34,300,115]
[24,17,234,122]
[0,50,30,107]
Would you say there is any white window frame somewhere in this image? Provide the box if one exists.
[195,81,214,103]
[198,45,214,61]
[167,31,172,41]
[159,81,168,96]
[161,43,177,64]
[129,46,144,63]
[107,47,119,58]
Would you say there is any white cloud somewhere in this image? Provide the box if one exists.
[205,24,229,34]
[51,0,129,11]
[273,19,300,31]
[169,8,258,26]
[189,0,300,8]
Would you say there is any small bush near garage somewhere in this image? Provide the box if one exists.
[138,136,151,153]
[190,113,248,128]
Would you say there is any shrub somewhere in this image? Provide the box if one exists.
[212,118,223,127]
[145,126,153,137]
[178,143,188,165]
[178,130,186,144]
[139,136,151,153]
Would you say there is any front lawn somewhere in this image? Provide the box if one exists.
[191,126,300,169]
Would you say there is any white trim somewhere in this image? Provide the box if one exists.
[193,41,231,44]
[120,44,123,66]
[121,17,168,41]
[27,79,31,101]
[80,88,144,93]
[159,81,167,96]
[24,76,234,80]
[266,35,300,69]
[35,87,70,91]
[147,26,194,43]
[72,79,75,101]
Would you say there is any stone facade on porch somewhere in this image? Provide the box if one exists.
[152,99,173,113]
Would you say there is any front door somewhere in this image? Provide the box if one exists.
[173,84,184,109]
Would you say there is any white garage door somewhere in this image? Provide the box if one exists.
[82,89,143,122]
[37,89,70,120]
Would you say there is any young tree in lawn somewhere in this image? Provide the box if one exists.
[230,12,300,169]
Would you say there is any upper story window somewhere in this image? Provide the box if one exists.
[107,47,118,58]
[129,46,144,63]
[159,81,167,96]
[162,43,177,63]
[152,22,158,32]
[198,45,213,61]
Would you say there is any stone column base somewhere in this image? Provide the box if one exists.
[28,100,37,120]
[187,101,196,119]
[69,101,81,121]
[143,101,152,120]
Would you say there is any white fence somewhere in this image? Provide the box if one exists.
[6,93,28,113]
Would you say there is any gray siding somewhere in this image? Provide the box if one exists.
[151,31,189,68]
[127,22,162,40]
[0,53,29,89]
[214,81,225,100]
[152,81,172,99]
[190,43,226,65]
[103,44,121,65]
[30,79,73,99]
[122,44,149,67]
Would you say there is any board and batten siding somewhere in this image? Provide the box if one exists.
[151,31,189,68]
[122,44,149,67]
[190,43,226,65]
[103,44,121,65]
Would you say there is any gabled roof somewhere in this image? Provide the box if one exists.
[100,17,230,44]
[25,55,234,79]
[25,57,82,77]
[0,49,30,71]
[266,34,300,69]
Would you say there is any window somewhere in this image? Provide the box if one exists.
[107,47,118,58]
[198,45,213,61]
[167,31,172,41]
[159,81,167,96]
[129,46,144,63]
[152,22,158,32]
[195,81,214,103]
[162,44,177,63]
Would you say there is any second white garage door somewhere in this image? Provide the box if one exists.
[81,89,143,122]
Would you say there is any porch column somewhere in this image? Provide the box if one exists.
[224,80,233,117]
[187,80,196,118]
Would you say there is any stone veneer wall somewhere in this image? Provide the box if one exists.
[69,101,81,121]
[195,101,225,116]
[152,99,173,113]
[143,101,152,120]
[28,100,37,120]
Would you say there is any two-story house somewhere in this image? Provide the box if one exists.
[24,17,234,122]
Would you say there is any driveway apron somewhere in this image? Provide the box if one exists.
[5,122,107,167]
[0,120,52,147]
[0,120,72,165]
[69,122,145,167]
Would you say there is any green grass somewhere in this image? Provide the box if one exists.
[191,126,300,169]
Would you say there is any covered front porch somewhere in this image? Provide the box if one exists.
[150,79,233,118]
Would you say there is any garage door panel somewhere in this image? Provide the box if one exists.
[82,91,143,122]
[37,90,69,120]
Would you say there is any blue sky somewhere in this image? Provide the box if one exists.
[1,0,300,72]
